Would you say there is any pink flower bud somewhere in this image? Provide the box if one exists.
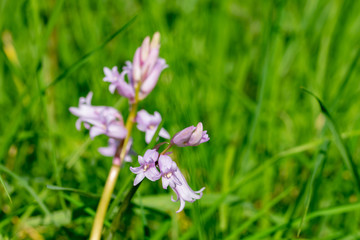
[171,122,210,147]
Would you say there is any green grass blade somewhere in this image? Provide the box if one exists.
[297,140,330,237]
[44,16,136,91]
[220,143,237,232]
[66,137,92,169]
[0,164,50,216]
[42,0,65,49]
[302,88,360,192]
[151,220,171,240]
[62,193,111,227]
[225,186,293,240]
[136,190,149,239]
[0,174,12,203]
[331,46,360,108]
[46,184,99,199]
[0,102,24,160]
[244,201,360,240]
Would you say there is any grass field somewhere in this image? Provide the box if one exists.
[1,0,360,239]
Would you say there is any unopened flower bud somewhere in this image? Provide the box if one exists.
[171,122,209,147]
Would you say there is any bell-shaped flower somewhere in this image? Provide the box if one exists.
[98,138,133,163]
[171,122,209,147]
[136,109,170,144]
[103,32,167,102]
[103,66,135,99]
[130,149,161,185]
[158,155,205,213]
[69,92,127,140]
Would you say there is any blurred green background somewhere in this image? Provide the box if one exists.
[1,0,360,239]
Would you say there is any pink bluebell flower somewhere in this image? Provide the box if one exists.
[136,109,170,144]
[103,32,167,102]
[158,155,205,212]
[69,92,127,140]
[171,122,209,147]
[103,66,135,99]
[130,149,161,185]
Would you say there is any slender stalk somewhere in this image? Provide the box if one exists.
[120,100,138,160]
[90,165,120,239]
[90,87,140,240]
[160,143,173,155]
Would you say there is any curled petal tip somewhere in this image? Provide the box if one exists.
[196,187,206,195]
[151,32,160,49]
[176,200,186,213]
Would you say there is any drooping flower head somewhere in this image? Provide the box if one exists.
[69,92,127,139]
[158,155,205,212]
[130,149,161,185]
[103,32,167,102]
[136,109,170,144]
[171,122,209,147]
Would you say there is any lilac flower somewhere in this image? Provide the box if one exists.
[103,32,167,101]
[136,109,170,144]
[130,149,161,185]
[103,66,135,99]
[171,122,209,147]
[158,155,205,213]
[69,92,127,140]
[98,138,133,163]
[132,32,168,99]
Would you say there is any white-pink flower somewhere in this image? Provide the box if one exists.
[130,149,161,185]
[158,155,205,213]
[69,92,127,140]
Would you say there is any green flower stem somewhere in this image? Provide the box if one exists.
[90,86,140,240]
[160,143,173,155]
[90,165,121,240]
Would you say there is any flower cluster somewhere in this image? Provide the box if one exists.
[103,32,167,102]
[131,123,209,212]
[70,33,170,163]
[70,32,209,212]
